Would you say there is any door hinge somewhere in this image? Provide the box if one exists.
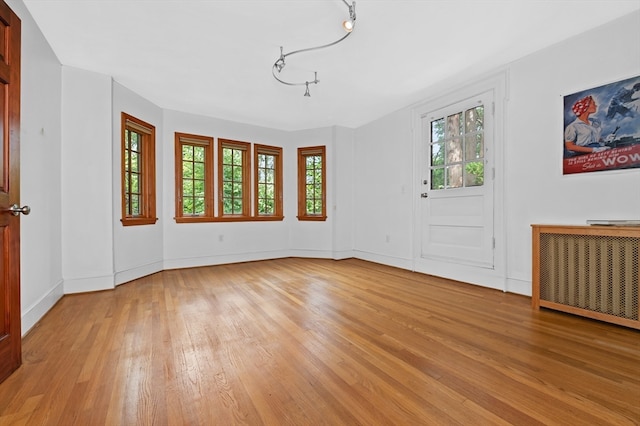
[492,237,496,249]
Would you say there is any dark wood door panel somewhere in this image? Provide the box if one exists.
[0,0,20,384]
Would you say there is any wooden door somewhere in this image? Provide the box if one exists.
[0,0,21,384]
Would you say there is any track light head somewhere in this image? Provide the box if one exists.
[342,1,356,32]
[275,46,286,72]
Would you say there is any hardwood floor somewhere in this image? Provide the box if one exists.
[0,258,638,425]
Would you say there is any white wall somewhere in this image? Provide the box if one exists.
[162,109,294,269]
[61,67,115,293]
[353,109,414,270]
[353,11,640,296]
[112,82,164,285]
[331,126,355,260]
[504,11,640,292]
[161,112,351,269]
[287,127,334,258]
[9,0,65,334]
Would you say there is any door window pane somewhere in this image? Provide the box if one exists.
[429,105,484,190]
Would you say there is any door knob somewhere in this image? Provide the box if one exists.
[421,193,428,198]
[6,204,31,216]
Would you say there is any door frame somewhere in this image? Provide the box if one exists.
[411,71,508,291]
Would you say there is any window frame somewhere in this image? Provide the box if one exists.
[121,112,157,226]
[174,132,214,223]
[254,144,284,220]
[297,145,327,221]
[217,139,251,220]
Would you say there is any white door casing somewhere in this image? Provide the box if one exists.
[412,72,508,291]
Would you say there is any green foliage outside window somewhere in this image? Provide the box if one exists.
[257,153,276,215]
[222,147,244,215]
[305,155,323,214]
[182,145,206,215]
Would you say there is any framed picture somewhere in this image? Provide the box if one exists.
[563,75,640,175]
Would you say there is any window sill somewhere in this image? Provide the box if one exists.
[297,215,327,222]
[121,217,158,226]
[175,215,284,223]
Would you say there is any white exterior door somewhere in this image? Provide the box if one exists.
[419,91,494,269]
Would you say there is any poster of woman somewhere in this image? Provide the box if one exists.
[563,75,640,175]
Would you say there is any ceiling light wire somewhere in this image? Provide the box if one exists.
[272,0,356,97]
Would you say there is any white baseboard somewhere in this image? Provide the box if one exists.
[352,250,414,271]
[162,249,353,272]
[413,259,506,291]
[353,250,531,296]
[64,274,114,294]
[505,277,531,296]
[289,249,334,259]
[115,261,164,286]
[22,279,64,336]
[163,250,293,271]
[332,249,355,260]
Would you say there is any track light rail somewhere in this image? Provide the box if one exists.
[272,0,356,97]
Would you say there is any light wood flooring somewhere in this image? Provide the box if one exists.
[0,258,638,425]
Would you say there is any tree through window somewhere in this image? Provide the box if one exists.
[430,106,484,190]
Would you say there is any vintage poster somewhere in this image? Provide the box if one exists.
[563,75,640,175]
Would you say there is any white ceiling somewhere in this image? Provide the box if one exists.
[23,0,640,131]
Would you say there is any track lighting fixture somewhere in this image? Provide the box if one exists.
[272,0,356,97]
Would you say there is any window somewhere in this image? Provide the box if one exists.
[429,105,484,190]
[297,146,326,221]
[218,139,251,218]
[174,135,284,222]
[121,113,157,226]
[175,133,214,222]
[254,144,283,220]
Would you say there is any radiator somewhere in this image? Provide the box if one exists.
[532,225,640,329]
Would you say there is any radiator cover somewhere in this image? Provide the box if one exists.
[532,225,640,329]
